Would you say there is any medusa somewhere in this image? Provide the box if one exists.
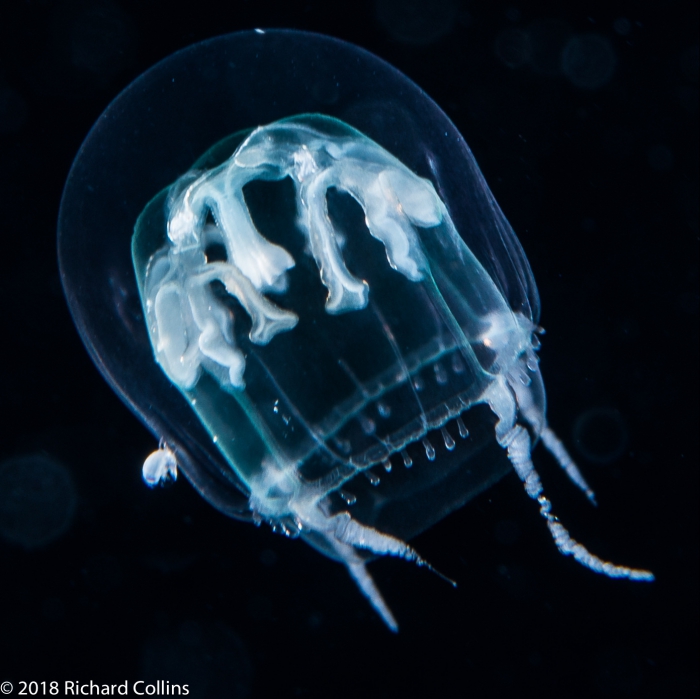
[59,30,653,631]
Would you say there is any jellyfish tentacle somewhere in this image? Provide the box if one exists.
[539,424,597,506]
[503,424,654,581]
[328,535,398,633]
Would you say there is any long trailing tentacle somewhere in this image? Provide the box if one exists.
[503,425,654,581]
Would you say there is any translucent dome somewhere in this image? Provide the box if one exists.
[58,30,653,631]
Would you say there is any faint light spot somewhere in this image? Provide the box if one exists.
[581,217,597,233]
[613,18,632,36]
[0,454,77,549]
[573,408,628,464]
[647,144,674,171]
[308,611,323,629]
[259,548,278,567]
[528,650,542,666]
[505,7,521,23]
[494,28,532,69]
[562,34,617,89]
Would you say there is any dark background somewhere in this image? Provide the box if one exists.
[0,1,697,697]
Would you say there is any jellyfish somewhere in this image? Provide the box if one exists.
[58,30,653,632]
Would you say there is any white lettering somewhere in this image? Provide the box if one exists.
[63,679,185,696]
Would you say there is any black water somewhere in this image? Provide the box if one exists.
[0,1,697,697]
